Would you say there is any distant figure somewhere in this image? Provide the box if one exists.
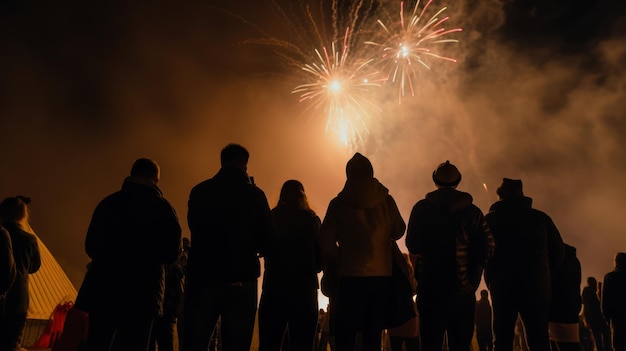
[77,158,182,351]
[475,289,494,351]
[183,143,272,351]
[150,240,186,351]
[258,180,322,351]
[177,237,191,351]
[0,225,16,300]
[582,277,611,351]
[602,252,626,351]
[549,243,582,351]
[318,304,335,351]
[319,152,406,351]
[406,160,494,351]
[0,196,42,351]
[484,178,565,351]
[387,253,420,351]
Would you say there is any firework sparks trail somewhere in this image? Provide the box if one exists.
[365,0,462,103]
[292,27,384,147]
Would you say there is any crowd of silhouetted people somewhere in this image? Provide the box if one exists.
[1,143,626,351]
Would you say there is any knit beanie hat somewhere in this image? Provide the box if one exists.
[346,153,374,179]
[496,178,524,198]
[432,160,461,187]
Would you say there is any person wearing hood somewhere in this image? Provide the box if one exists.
[484,178,565,351]
[77,158,182,351]
[318,152,406,351]
[405,160,494,351]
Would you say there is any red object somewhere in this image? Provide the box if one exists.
[51,304,89,351]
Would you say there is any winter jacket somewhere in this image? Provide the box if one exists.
[262,206,321,292]
[186,166,272,284]
[602,268,626,323]
[550,244,582,324]
[78,177,182,316]
[406,187,494,299]
[1,222,41,316]
[484,196,564,301]
[319,177,406,277]
[0,226,16,297]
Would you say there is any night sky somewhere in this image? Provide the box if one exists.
[1,0,625,291]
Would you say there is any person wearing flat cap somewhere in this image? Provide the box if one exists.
[318,152,406,351]
[405,160,494,351]
[484,178,565,351]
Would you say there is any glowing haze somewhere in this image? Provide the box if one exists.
[0,0,625,300]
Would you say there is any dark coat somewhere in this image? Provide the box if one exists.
[0,226,16,297]
[549,244,582,324]
[77,177,182,316]
[602,268,626,323]
[1,222,41,316]
[406,187,494,299]
[262,206,321,292]
[186,166,272,284]
[484,196,564,302]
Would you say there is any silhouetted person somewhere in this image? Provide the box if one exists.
[183,143,272,351]
[318,304,335,351]
[582,277,611,351]
[77,158,182,351]
[549,244,582,351]
[319,152,406,351]
[476,289,494,351]
[0,225,16,304]
[177,237,190,351]
[602,252,626,351]
[150,241,186,351]
[406,160,494,351]
[0,196,42,351]
[484,178,565,351]
[387,253,420,351]
[258,180,322,351]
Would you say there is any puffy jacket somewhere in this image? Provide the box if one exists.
[78,177,182,316]
[186,166,272,284]
[319,177,406,277]
[484,196,564,301]
[406,187,494,299]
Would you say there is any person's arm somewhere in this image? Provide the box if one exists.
[387,195,406,241]
[0,227,16,296]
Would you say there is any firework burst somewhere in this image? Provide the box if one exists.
[365,0,462,103]
[292,27,384,147]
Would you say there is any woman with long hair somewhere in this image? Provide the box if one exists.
[258,180,322,351]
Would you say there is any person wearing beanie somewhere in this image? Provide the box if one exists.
[484,178,565,351]
[602,252,626,351]
[319,152,406,351]
[405,160,494,351]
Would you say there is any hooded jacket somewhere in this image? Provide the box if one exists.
[406,187,494,299]
[319,176,406,277]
